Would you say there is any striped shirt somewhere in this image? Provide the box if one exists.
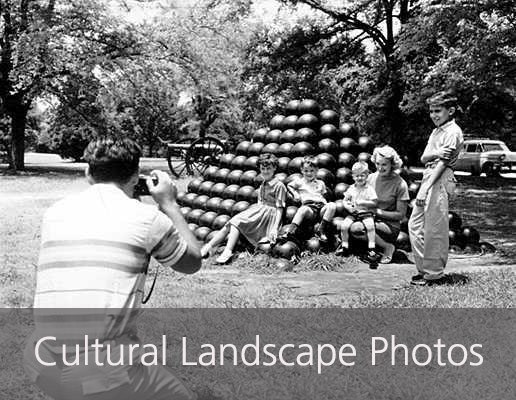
[31,183,187,352]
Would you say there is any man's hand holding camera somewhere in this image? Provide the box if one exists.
[145,170,178,207]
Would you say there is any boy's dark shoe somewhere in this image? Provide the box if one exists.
[277,223,299,244]
[315,231,329,243]
[366,250,381,270]
[315,220,331,243]
[410,275,448,286]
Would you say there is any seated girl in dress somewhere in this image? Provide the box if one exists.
[200,153,287,264]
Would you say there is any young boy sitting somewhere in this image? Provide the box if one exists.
[336,161,381,268]
[279,156,336,243]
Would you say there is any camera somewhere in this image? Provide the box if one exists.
[133,175,158,198]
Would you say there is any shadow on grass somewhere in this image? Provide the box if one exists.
[391,250,413,264]
[0,167,84,177]
[439,273,470,285]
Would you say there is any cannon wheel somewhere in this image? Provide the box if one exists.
[166,138,193,178]
[185,137,226,176]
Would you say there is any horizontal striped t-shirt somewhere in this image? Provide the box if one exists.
[32,184,187,348]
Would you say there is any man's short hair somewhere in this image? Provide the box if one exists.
[83,137,141,183]
[301,156,317,170]
[351,161,369,175]
[426,90,458,108]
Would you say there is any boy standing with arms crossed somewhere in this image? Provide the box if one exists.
[409,91,464,285]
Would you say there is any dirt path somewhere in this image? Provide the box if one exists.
[196,254,514,301]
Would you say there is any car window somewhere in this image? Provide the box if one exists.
[483,143,503,152]
[476,144,483,152]
[465,144,477,152]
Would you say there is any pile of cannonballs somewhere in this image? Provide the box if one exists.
[176,98,494,261]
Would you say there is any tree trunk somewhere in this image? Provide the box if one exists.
[9,106,29,171]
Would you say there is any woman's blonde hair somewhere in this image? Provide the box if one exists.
[371,145,403,170]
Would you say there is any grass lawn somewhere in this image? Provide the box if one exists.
[0,168,515,400]
[1,168,514,308]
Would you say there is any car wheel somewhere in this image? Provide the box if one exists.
[470,166,480,176]
[482,163,499,177]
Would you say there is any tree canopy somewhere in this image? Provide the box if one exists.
[1,0,514,169]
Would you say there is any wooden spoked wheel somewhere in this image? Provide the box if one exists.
[166,138,193,178]
[185,137,226,176]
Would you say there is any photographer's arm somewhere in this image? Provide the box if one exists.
[159,202,201,274]
[149,171,201,274]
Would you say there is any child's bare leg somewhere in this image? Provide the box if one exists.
[291,205,313,226]
[216,225,240,263]
[201,225,229,257]
[316,203,337,242]
[362,217,376,249]
[321,202,336,221]
[339,217,354,248]
[280,206,314,241]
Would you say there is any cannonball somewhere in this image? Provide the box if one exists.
[277,143,294,157]
[269,115,285,130]
[297,113,319,130]
[210,182,227,197]
[193,194,210,210]
[281,129,297,144]
[320,124,339,140]
[253,128,269,143]
[219,153,235,168]
[315,153,337,171]
[227,170,244,185]
[296,127,317,143]
[318,138,339,155]
[212,214,231,231]
[319,109,339,126]
[285,100,301,116]
[198,181,214,196]
[266,129,282,144]
[236,141,251,156]
[298,99,320,115]
[339,123,358,140]
[230,155,247,170]
[282,115,299,130]
[187,177,204,193]
[199,211,218,228]
[339,137,358,155]
[232,200,250,216]
[222,184,240,200]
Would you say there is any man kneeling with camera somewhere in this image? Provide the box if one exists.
[24,137,200,400]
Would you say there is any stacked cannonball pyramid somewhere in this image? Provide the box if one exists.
[176,98,495,260]
[175,99,376,260]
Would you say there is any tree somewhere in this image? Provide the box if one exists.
[244,0,515,154]
[397,0,516,151]
[143,0,251,140]
[275,0,418,145]
[0,0,138,170]
[242,17,368,126]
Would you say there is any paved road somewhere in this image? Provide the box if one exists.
[17,152,171,173]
